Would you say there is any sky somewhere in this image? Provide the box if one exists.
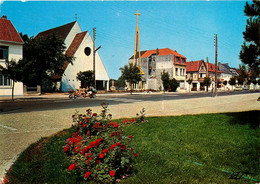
[0,0,248,79]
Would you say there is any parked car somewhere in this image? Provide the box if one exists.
[243,86,250,90]
[234,86,243,91]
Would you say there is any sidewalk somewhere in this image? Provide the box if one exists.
[0,93,259,183]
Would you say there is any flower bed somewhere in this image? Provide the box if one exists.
[64,103,142,183]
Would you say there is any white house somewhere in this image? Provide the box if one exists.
[128,48,187,91]
[218,62,233,90]
[36,21,109,91]
[0,16,24,96]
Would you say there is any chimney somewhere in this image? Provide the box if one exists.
[1,15,7,19]
[191,61,193,66]
[156,48,159,55]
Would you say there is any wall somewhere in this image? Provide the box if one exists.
[62,32,109,91]
[0,42,23,96]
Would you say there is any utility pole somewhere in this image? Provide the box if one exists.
[93,28,96,89]
[214,34,218,97]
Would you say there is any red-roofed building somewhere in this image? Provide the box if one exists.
[36,21,109,91]
[186,60,221,91]
[128,48,187,90]
[0,16,24,96]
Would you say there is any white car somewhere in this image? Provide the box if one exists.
[234,87,243,91]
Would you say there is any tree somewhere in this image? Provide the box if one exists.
[223,80,228,91]
[236,75,245,86]
[240,0,260,76]
[168,78,178,92]
[120,63,141,94]
[229,77,236,90]
[202,76,211,92]
[187,78,193,93]
[161,70,170,92]
[18,33,74,88]
[0,60,22,101]
[76,70,94,88]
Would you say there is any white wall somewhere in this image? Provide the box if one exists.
[0,43,23,96]
[62,32,109,91]
[64,22,82,48]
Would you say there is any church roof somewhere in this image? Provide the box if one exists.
[0,16,24,44]
[52,31,88,80]
[35,21,76,41]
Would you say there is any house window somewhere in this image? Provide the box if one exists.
[183,69,185,76]
[0,74,11,86]
[200,73,203,78]
[175,68,178,76]
[182,58,185,64]
[0,46,9,60]
[180,69,182,76]
[176,57,180,63]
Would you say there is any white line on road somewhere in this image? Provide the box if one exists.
[0,127,62,135]
[0,124,17,131]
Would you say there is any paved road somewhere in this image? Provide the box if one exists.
[0,90,259,114]
[0,91,259,182]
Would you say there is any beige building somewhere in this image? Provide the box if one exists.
[0,16,24,96]
[186,60,221,91]
[36,21,109,91]
[128,48,187,91]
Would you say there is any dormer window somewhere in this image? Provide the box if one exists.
[182,58,185,64]
[176,57,180,63]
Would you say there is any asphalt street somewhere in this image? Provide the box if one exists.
[0,90,259,114]
[0,92,259,182]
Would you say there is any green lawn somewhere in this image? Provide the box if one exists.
[5,111,260,184]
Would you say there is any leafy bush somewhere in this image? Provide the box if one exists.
[64,103,139,183]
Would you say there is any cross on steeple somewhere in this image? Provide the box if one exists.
[135,10,140,27]
[75,13,77,21]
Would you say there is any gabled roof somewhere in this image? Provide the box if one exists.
[186,60,221,73]
[36,21,76,41]
[218,63,232,75]
[129,48,186,60]
[0,16,24,44]
[52,31,88,80]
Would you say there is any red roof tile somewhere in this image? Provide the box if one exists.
[186,60,221,73]
[36,21,76,41]
[0,16,23,44]
[141,48,186,58]
[52,31,87,80]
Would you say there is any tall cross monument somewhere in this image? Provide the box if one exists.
[133,10,145,90]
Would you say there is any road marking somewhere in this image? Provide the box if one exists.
[0,124,17,131]
[0,127,62,135]
[109,98,142,103]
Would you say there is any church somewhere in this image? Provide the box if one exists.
[36,21,109,91]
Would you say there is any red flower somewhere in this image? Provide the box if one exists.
[84,171,91,178]
[110,170,116,177]
[64,146,70,152]
[134,153,139,158]
[128,135,133,139]
[85,118,89,123]
[111,132,116,136]
[114,123,119,128]
[110,144,116,150]
[99,153,104,159]
[83,124,86,128]
[96,160,101,164]
[102,149,108,153]
[120,144,126,150]
[68,163,75,171]
[79,122,83,125]
[92,113,97,117]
